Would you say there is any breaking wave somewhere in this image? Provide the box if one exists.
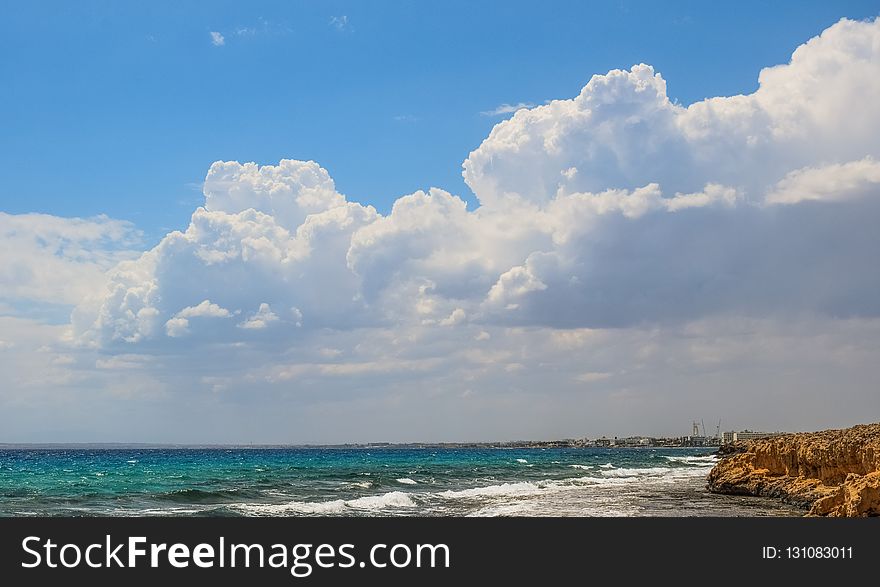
[229,491,417,516]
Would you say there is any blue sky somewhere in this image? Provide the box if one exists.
[1,4,880,442]
[2,0,877,242]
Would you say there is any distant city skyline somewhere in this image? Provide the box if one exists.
[2,3,880,443]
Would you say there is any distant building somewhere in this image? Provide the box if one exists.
[722,430,784,443]
[685,435,710,447]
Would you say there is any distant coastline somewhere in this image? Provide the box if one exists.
[0,438,720,450]
[0,426,784,450]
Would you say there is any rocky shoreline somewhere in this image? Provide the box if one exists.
[707,423,880,516]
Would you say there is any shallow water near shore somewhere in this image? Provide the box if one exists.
[0,447,802,517]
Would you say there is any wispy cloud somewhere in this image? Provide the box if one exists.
[393,114,418,123]
[234,26,257,37]
[233,17,290,38]
[210,31,225,46]
[330,15,352,32]
[481,102,536,117]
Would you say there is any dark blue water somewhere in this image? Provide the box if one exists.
[0,447,801,516]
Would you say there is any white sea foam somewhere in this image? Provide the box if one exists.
[230,491,416,516]
[396,478,417,485]
[600,466,675,478]
[347,492,416,509]
[570,464,593,470]
[436,481,543,500]
[126,460,138,464]
[346,481,373,489]
[131,507,204,516]
[232,500,348,516]
[599,463,614,468]
[664,455,718,465]
[593,465,711,484]
[570,475,636,486]
[516,458,528,464]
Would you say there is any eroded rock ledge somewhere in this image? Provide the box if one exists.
[707,423,880,517]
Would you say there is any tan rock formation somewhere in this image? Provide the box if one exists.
[707,423,880,517]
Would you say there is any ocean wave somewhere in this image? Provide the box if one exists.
[229,491,417,516]
[664,455,718,465]
[516,458,528,464]
[265,489,292,497]
[436,482,544,500]
[344,481,373,489]
[231,500,347,516]
[569,464,593,470]
[599,463,615,468]
[599,466,672,478]
[396,478,417,485]
[347,492,416,509]
[124,507,206,516]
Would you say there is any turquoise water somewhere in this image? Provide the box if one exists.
[0,447,801,516]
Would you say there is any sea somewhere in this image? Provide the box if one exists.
[0,446,802,517]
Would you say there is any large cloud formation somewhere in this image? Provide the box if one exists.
[74,17,880,346]
[3,17,879,442]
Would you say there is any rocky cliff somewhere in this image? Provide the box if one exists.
[707,423,880,517]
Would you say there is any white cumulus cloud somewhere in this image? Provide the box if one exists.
[165,300,232,337]
[3,17,880,442]
[71,17,880,344]
[239,303,279,330]
[765,157,880,205]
